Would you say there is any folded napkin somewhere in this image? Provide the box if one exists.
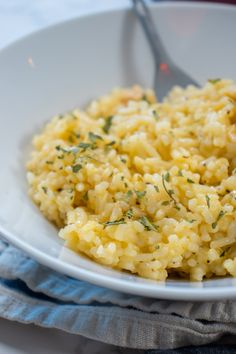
[0,238,236,351]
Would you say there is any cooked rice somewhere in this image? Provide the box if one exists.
[26,80,236,281]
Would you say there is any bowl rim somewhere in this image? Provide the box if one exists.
[1,1,236,301]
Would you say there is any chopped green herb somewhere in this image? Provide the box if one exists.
[120,157,126,163]
[57,155,65,159]
[206,195,210,209]
[42,186,47,194]
[135,190,146,200]
[220,246,230,257]
[56,145,79,155]
[178,169,183,177]
[208,78,221,84]
[142,94,149,103]
[125,190,133,201]
[162,174,177,203]
[212,210,226,229]
[78,142,93,152]
[154,185,159,192]
[106,140,116,146]
[164,172,170,182]
[187,219,196,224]
[156,245,160,250]
[174,204,181,211]
[103,218,126,228]
[124,182,128,188]
[152,110,159,120]
[88,132,103,143]
[103,116,114,134]
[126,209,134,219]
[187,178,194,184]
[138,216,158,231]
[45,161,53,165]
[162,200,170,206]
[72,164,82,173]
[58,114,64,119]
[121,176,124,181]
[83,191,88,201]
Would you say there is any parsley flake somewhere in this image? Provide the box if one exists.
[125,190,133,201]
[103,116,114,134]
[208,78,221,84]
[72,164,82,173]
[78,142,93,152]
[135,190,146,200]
[88,132,103,143]
[162,174,177,203]
[138,216,158,232]
[106,140,116,146]
[206,195,210,209]
[126,209,134,219]
[103,218,126,228]
[212,210,226,229]
[42,186,47,194]
[187,178,194,184]
[164,172,170,182]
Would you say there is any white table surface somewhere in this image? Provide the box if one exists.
[0,1,142,353]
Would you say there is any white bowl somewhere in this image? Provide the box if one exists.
[1,2,236,301]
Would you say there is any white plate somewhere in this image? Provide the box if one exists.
[1,2,236,301]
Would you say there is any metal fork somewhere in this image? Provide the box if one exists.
[131,0,199,100]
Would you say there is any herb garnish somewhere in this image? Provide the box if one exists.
[142,94,149,103]
[42,186,47,194]
[120,157,126,163]
[178,169,183,177]
[78,142,93,152]
[106,140,116,146]
[162,173,176,203]
[187,178,194,184]
[125,190,133,201]
[212,210,226,229]
[220,246,230,257]
[103,218,126,228]
[162,201,170,206]
[154,185,159,192]
[88,132,103,143]
[135,190,146,200]
[206,195,210,209]
[152,110,159,120]
[138,216,158,231]
[72,164,82,173]
[208,78,221,84]
[103,116,114,134]
[187,219,196,224]
[164,172,170,182]
[46,161,53,165]
[126,209,134,219]
[83,191,88,201]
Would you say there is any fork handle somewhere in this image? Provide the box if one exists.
[131,0,171,67]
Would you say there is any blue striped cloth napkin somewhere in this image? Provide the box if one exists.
[0,237,236,351]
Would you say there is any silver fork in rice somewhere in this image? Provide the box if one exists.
[131,0,199,100]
